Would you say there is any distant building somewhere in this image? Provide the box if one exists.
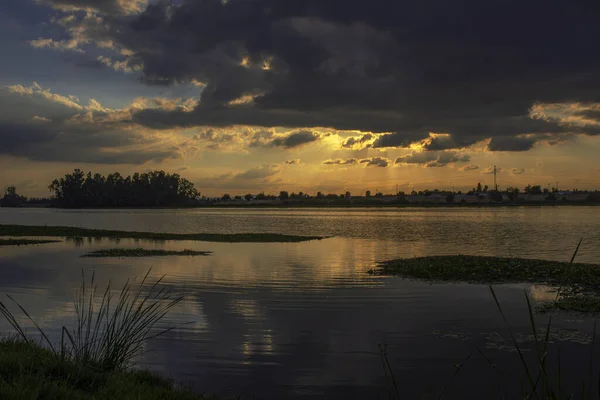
[454,194,490,203]
[405,194,446,204]
[521,194,545,202]
[564,193,589,202]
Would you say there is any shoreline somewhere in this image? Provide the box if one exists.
[2,202,600,210]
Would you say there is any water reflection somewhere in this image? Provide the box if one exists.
[529,284,558,302]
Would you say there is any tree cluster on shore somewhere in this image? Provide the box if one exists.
[0,186,27,207]
[46,169,200,208]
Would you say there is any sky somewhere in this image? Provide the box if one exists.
[1,0,600,197]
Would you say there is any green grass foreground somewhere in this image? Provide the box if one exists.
[0,339,210,400]
[371,255,600,312]
[82,248,211,258]
[0,224,324,243]
[0,239,61,247]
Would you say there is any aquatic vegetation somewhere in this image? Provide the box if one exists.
[82,248,212,258]
[0,224,325,243]
[0,238,60,246]
[371,253,600,312]
[371,255,600,286]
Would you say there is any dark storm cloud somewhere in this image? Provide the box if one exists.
[511,168,526,175]
[284,159,300,165]
[422,136,485,151]
[460,165,480,171]
[0,85,184,164]
[359,157,389,167]
[574,109,600,122]
[395,151,470,167]
[29,0,600,150]
[39,0,147,15]
[0,121,176,164]
[193,129,236,143]
[322,156,388,167]
[269,129,320,149]
[323,158,358,165]
[372,132,430,148]
[341,133,373,148]
[487,136,537,152]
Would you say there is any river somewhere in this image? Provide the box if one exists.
[1,206,599,399]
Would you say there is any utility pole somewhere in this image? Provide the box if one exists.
[493,165,498,191]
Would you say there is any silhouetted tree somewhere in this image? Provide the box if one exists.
[524,184,542,195]
[316,192,324,199]
[476,182,483,193]
[506,187,520,201]
[279,191,289,200]
[1,186,27,207]
[365,190,371,197]
[244,193,253,201]
[222,194,231,201]
[446,193,455,203]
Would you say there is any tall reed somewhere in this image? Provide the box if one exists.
[0,269,182,371]
[488,238,600,399]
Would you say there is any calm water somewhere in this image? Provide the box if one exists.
[1,207,600,399]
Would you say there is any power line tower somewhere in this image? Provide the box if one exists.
[493,165,498,191]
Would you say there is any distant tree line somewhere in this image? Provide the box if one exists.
[211,182,600,205]
[4,176,600,209]
[48,169,200,208]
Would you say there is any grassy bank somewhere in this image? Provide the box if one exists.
[0,339,209,400]
[0,224,324,243]
[0,270,215,399]
[0,238,61,247]
[371,255,600,312]
[82,248,211,258]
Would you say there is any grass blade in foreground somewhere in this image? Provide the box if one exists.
[0,268,184,372]
[485,240,600,399]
